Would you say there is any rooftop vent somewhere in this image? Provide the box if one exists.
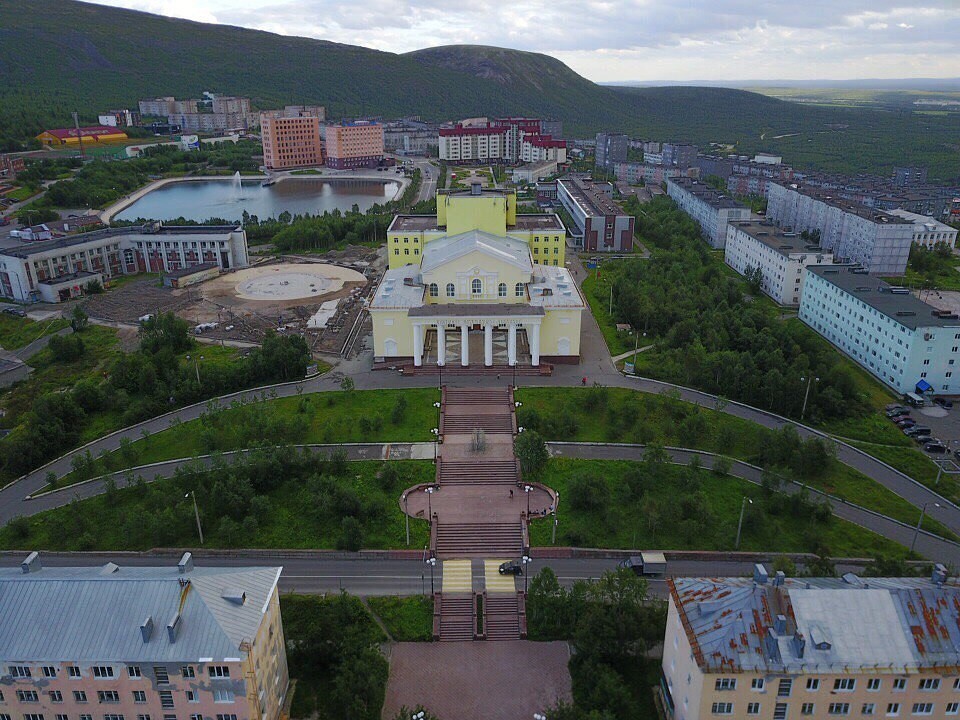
[896,311,916,317]
[753,564,769,584]
[889,287,910,294]
[841,572,864,587]
[808,623,832,651]
[933,563,948,585]
[177,552,193,574]
[140,616,154,643]
[470,182,482,196]
[792,631,806,659]
[100,562,120,575]
[222,589,247,606]
[698,600,724,617]
[773,571,785,587]
[21,551,40,574]
[167,613,182,643]
[774,614,787,634]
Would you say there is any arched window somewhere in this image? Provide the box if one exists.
[498,283,507,297]
[515,282,525,297]
[429,283,438,297]
[472,278,482,296]
[446,283,455,297]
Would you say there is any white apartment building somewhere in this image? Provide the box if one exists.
[887,209,959,249]
[438,127,507,163]
[0,225,249,303]
[799,265,960,394]
[666,177,751,249]
[661,566,960,720]
[519,137,567,164]
[725,221,834,306]
[767,182,914,275]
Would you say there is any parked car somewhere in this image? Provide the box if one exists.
[913,435,934,445]
[895,418,917,428]
[1,306,25,316]
[925,442,948,454]
[934,398,954,409]
[498,560,523,575]
[886,403,906,412]
[887,408,911,418]
[905,426,932,437]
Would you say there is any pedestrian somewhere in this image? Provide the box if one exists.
[581,376,587,386]
[509,489,514,499]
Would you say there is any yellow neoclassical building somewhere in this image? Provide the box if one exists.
[372,185,583,368]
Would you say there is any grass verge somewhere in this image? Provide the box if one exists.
[366,596,433,641]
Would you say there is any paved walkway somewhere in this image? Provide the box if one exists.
[381,641,571,720]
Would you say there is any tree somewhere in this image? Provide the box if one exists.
[337,516,362,551]
[138,312,191,355]
[70,305,88,331]
[515,430,549,476]
[48,333,84,362]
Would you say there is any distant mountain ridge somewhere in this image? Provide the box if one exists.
[0,0,956,180]
[603,78,960,91]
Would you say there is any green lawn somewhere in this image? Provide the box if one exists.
[850,440,960,503]
[4,186,39,202]
[0,314,69,350]
[53,388,440,488]
[516,387,953,538]
[528,459,911,558]
[0,457,434,551]
[366,596,433,641]
[580,275,635,355]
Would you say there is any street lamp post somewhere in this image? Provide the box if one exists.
[524,484,533,517]
[912,501,941,552]
[800,376,819,420]
[425,485,435,519]
[433,401,441,429]
[552,491,559,544]
[431,427,439,460]
[185,491,204,544]
[186,354,204,388]
[426,557,437,594]
[734,496,753,550]
[522,555,531,594]
[404,492,410,546]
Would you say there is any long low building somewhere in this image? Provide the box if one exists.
[724,220,834,306]
[0,224,249,303]
[767,182,914,275]
[0,552,289,720]
[667,177,751,248]
[556,175,634,253]
[799,265,960,395]
[661,566,960,720]
[887,208,958,249]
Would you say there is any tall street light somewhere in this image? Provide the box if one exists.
[521,554,531,594]
[800,376,819,420]
[186,354,204,388]
[426,557,437,594]
[524,484,533,517]
[425,485,436,519]
[912,502,940,552]
[734,496,753,550]
[185,491,204,544]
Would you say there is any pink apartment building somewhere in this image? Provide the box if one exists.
[323,122,384,170]
[260,107,325,170]
[0,553,289,720]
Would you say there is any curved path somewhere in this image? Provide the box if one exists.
[9,439,957,565]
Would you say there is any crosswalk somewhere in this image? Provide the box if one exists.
[484,559,518,593]
[441,559,473,593]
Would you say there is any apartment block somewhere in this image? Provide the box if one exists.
[0,553,288,720]
[594,133,628,171]
[767,182,914,275]
[323,122,384,169]
[661,565,960,720]
[613,162,684,186]
[138,98,198,117]
[666,177,751,249]
[724,220,834,306]
[887,209,958,249]
[519,135,567,164]
[260,107,325,170]
[439,118,562,164]
[557,175,634,252]
[661,143,698,170]
[799,265,960,394]
[439,126,507,163]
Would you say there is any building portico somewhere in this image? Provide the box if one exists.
[409,307,544,367]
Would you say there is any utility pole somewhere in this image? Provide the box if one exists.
[72,112,85,161]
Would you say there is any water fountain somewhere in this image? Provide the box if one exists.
[232,171,242,200]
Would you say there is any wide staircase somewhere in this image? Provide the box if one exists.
[439,459,519,486]
[436,522,523,557]
[484,593,521,641]
[438,594,476,642]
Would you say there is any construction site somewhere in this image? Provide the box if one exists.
[83,246,383,359]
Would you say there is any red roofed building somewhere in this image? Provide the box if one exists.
[36,126,129,146]
[520,135,567,163]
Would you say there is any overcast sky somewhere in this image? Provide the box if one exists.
[88,0,960,82]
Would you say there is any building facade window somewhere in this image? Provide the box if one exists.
[471,279,482,295]
[498,283,507,297]
[445,283,455,297]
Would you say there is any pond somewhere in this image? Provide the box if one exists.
[114,176,402,222]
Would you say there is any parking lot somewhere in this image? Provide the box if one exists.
[887,400,960,465]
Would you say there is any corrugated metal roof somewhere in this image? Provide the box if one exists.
[0,562,281,662]
[672,575,960,674]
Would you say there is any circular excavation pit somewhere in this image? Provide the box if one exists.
[228,263,366,302]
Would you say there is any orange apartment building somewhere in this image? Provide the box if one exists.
[259,107,325,170]
[323,121,384,169]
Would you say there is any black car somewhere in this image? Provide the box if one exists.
[498,560,523,575]
[925,442,948,454]
[887,408,911,418]
[894,417,916,427]
[1,306,25,317]
[913,435,934,445]
[934,398,954,409]
[905,426,932,437]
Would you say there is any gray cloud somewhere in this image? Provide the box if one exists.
[88,0,960,80]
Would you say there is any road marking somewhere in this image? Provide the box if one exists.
[484,559,517,593]
[441,559,472,593]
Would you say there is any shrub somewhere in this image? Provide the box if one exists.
[48,333,84,362]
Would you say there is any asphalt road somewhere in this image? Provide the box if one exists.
[0,551,828,598]
[412,159,437,204]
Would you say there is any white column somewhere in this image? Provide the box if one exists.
[436,323,446,367]
[484,323,494,367]
[530,322,541,367]
[460,323,469,367]
[508,322,517,366]
[413,324,423,367]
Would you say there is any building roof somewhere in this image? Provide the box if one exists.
[388,211,563,235]
[0,555,280,662]
[420,230,532,274]
[807,265,960,330]
[369,264,424,309]
[557,176,624,218]
[163,262,220,279]
[773,182,914,225]
[729,220,830,258]
[528,265,586,309]
[38,270,101,287]
[667,176,746,210]
[887,208,957,233]
[671,571,960,674]
[39,126,127,140]
[512,214,565,232]
[0,225,241,260]
[389,215,441,233]
[439,126,507,137]
[524,135,566,149]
